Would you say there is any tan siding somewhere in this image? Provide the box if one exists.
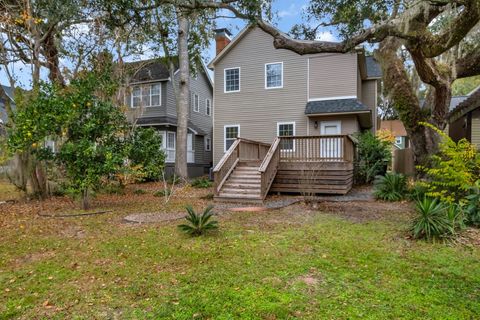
[361,80,378,131]
[213,27,309,164]
[308,53,357,100]
[472,110,480,149]
[308,115,359,135]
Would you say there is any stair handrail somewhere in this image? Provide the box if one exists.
[259,137,281,200]
[213,139,241,195]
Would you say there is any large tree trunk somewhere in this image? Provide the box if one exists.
[375,38,431,167]
[174,12,190,179]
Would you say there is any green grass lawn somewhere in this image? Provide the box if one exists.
[0,184,479,319]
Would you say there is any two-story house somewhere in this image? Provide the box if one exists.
[209,25,381,202]
[124,58,213,177]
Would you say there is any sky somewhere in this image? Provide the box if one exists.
[0,0,339,89]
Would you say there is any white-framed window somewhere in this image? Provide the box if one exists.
[131,86,142,108]
[160,131,194,163]
[204,136,211,151]
[277,122,295,151]
[192,92,200,112]
[187,133,194,163]
[131,83,161,108]
[265,62,283,89]
[224,67,240,93]
[224,125,240,152]
[205,99,211,116]
[395,136,403,145]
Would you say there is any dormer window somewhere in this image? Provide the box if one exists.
[131,83,161,108]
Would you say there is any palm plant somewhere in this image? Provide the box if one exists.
[178,205,218,236]
[465,180,480,226]
[411,198,453,240]
[373,172,408,201]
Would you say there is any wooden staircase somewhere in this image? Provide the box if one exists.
[213,136,356,203]
[216,160,262,202]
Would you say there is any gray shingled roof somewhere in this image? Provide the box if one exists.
[136,116,207,135]
[448,87,480,121]
[126,58,179,83]
[420,95,469,111]
[365,56,382,79]
[305,98,370,115]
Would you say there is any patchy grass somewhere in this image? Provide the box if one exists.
[0,180,22,201]
[0,183,479,319]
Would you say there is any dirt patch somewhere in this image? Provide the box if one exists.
[315,200,414,223]
[123,212,186,224]
[458,228,480,247]
[290,268,323,288]
[14,251,56,266]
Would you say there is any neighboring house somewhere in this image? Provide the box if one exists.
[208,25,381,202]
[123,58,213,177]
[448,86,480,149]
[0,85,15,135]
[380,120,409,149]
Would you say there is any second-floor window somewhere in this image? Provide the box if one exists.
[266,62,283,89]
[206,99,211,116]
[224,67,240,92]
[192,93,199,112]
[131,83,161,108]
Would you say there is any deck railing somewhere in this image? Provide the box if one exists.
[279,135,356,162]
[258,137,281,200]
[213,138,271,196]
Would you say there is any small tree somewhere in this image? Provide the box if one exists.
[8,62,128,209]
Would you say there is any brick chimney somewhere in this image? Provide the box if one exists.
[214,28,232,55]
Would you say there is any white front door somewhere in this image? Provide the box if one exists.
[320,121,342,159]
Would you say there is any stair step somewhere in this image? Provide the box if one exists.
[227,179,261,184]
[221,188,261,195]
[218,193,262,199]
[239,160,262,166]
[224,183,261,189]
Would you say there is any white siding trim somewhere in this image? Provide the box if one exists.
[265,62,284,89]
[224,124,240,152]
[308,96,357,102]
[224,67,241,93]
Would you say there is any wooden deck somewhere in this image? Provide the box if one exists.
[213,135,356,202]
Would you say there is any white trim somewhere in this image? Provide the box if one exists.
[129,78,169,85]
[265,62,283,89]
[204,136,212,151]
[192,92,200,112]
[307,58,310,101]
[205,98,211,116]
[224,124,240,152]
[224,67,241,93]
[277,121,296,152]
[308,96,357,102]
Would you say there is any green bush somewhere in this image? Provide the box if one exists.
[446,203,466,231]
[411,198,453,240]
[133,189,147,195]
[178,205,218,236]
[408,182,428,201]
[190,177,212,188]
[127,128,165,181]
[101,183,125,195]
[373,172,408,201]
[465,180,480,226]
[153,189,171,197]
[355,131,392,184]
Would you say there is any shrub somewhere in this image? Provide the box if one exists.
[411,198,453,240]
[153,189,171,197]
[133,189,147,195]
[127,128,165,181]
[178,205,218,236]
[465,180,480,226]
[446,203,466,231]
[101,183,125,195]
[408,182,428,201]
[191,177,212,188]
[355,131,392,184]
[417,123,480,203]
[373,172,408,201]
